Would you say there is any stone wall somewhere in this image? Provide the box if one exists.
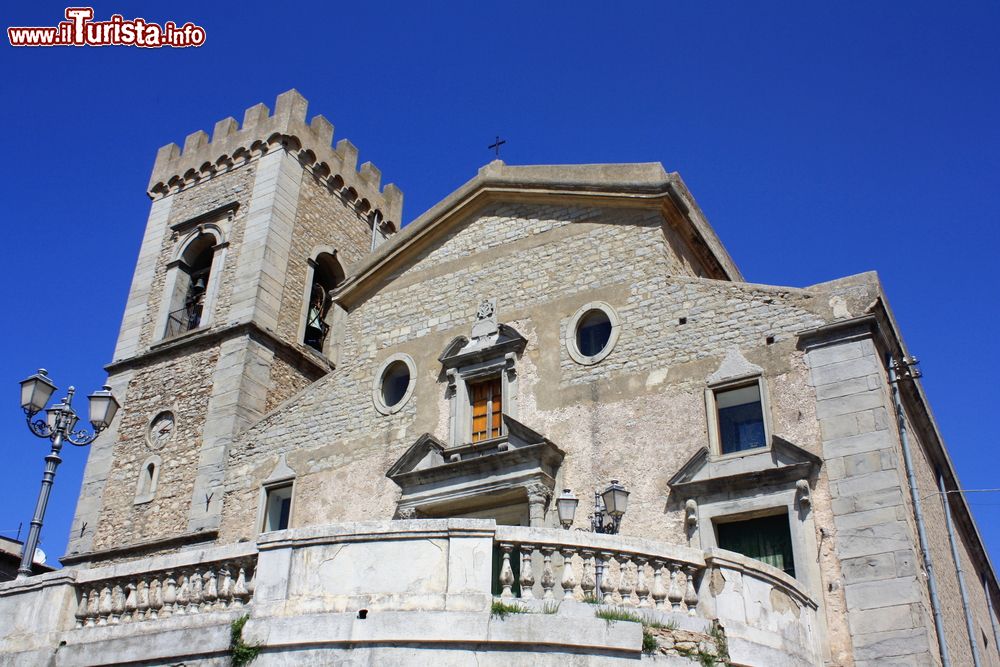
[217,201,844,569]
[900,379,1000,667]
[271,169,374,348]
[91,344,220,550]
[803,322,938,666]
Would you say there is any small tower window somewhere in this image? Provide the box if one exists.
[303,252,344,352]
[134,455,161,504]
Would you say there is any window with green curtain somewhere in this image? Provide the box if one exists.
[716,513,795,578]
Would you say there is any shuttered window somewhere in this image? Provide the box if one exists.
[471,377,503,443]
[716,513,795,577]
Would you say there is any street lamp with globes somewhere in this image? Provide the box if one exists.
[17,369,119,578]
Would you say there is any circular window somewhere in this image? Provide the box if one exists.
[372,354,416,414]
[566,302,621,365]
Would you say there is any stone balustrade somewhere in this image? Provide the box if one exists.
[73,558,255,628]
[69,542,258,630]
[0,522,821,666]
[494,526,705,612]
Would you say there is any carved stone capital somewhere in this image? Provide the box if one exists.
[394,506,422,520]
[525,482,552,505]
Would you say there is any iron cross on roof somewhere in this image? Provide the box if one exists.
[488,136,506,158]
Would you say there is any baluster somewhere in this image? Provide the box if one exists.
[188,570,203,613]
[110,584,125,624]
[651,560,667,609]
[233,567,249,606]
[620,554,637,606]
[684,565,699,615]
[123,583,137,623]
[635,557,650,608]
[219,566,235,607]
[498,544,515,599]
[136,579,150,621]
[560,547,577,601]
[74,589,89,628]
[540,547,556,600]
[598,552,615,604]
[97,585,112,626]
[247,565,256,598]
[175,572,189,615]
[203,568,218,611]
[519,545,535,600]
[162,572,177,618]
[87,587,99,626]
[668,563,683,611]
[580,550,596,602]
[148,578,163,620]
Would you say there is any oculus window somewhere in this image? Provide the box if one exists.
[566,302,621,365]
[373,354,417,415]
[576,310,612,358]
[715,383,766,454]
[716,513,795,578]
[381,361,410,408]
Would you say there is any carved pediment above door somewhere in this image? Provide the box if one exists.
[386,416,564,526]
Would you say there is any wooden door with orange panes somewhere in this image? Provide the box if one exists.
[470,377,502,442]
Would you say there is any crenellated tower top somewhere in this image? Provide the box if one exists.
[147,89,403,230]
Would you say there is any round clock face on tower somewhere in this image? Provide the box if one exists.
[147,411,175,450]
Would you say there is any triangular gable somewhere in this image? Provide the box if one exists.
[385,433,447,478]
[668,436,821,496]
[333,161,743,309]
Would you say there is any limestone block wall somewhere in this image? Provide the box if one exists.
[272,168,373,348]
[900,385,1000,667]
[216,202,852,555]
[804,324,939,666]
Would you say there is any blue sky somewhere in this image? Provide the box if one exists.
[0,2,997,571]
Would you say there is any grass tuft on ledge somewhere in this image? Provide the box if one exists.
[490,599,528,619]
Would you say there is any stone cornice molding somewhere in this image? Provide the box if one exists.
[104,320,334,378]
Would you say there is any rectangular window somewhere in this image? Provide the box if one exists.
[716,383,766,454]
[262,484,293,532]
[717,513,795,577]
[470,377,503,443]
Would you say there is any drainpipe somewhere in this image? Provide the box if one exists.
[985,574,1000,663]
[938,471,982,667]
[888,357,950,667]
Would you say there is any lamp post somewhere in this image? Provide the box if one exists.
[591,479,630,534]
[17,369,119,578]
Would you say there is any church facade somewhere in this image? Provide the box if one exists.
[1,90,998,666]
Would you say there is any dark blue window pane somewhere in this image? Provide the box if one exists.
[577,311,612,357]
[717,385,766,454]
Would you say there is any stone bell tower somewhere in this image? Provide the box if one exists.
[64,90,402,565]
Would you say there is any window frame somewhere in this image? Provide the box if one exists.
[714,509,796,578]
[372,353,417,415]
[134,454,162,505]
[565,301,621,365]
[260,481,294,533]
[705,375,773,459]
[469,375,504,443]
